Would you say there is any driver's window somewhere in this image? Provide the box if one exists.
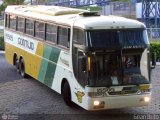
[73,28,84,45]
[72,28,86,87]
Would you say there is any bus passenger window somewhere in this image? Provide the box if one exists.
[25,19,34,36]
[46,24,57,43]
[17,17,25,32]
[9,15,17,30]
[73,28,84,45]
[57,26,70,48]
[35,21,45,40]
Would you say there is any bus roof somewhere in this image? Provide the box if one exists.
[5,5,145,29]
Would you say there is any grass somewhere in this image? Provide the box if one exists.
[0,20,4,26]
[0,36,4,50]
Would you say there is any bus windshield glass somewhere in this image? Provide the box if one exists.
[88,49,150,87]
[86,29,150,87]
[87,29,147,49]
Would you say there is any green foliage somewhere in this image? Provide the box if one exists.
[4,0,25,5]
[0,4,6,15]
[150,41,160,61]
[0,36,4,50]
[0,20,4,26]
[0,0,25,15]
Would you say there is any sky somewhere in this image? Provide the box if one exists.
[0,0,3,5]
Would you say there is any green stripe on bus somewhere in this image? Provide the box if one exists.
[44,62,56,87]
[38,45,61,87]
[38,59,48,83]
[43,45,52,59]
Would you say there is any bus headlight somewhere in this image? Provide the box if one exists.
[144,96,150,102]
[94,101,100,106]
[93,101,105,109]
[140,96,150,102]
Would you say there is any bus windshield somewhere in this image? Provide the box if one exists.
[87,29,147,49]
[86,29,150,87]
[88,49,150,87]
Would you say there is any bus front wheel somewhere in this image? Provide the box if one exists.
[19,58,26,78]
[62,82,73,106]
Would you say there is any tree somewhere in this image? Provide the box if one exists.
[0,0,25,15]
[4,0,25,5]
[0,3,6,15]
[35,0,48,4]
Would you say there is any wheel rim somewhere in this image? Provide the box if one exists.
[15,57,19,72]
[21,63,24,76]
[20,60,25,77]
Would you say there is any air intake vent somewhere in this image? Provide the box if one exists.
[79,12,100,17]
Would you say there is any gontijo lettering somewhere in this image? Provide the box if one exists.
[18,37,34,50]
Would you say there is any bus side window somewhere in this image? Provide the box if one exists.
[9,15,17,30]
[35,21,45,40]
[57,26,70,48]
[73,28,84,45]
[46,24,57,43]
[25,19,34,36]
[17,17,25,32]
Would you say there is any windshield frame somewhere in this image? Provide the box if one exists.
[87,48,150,87]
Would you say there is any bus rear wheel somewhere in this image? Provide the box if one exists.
[15,56,19,72]
[62,82,73,106]
[13,55,19,72]
[19,58,26,78]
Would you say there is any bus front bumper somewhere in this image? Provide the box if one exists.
[85,94,151,110]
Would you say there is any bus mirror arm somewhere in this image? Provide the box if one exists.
[151,51,156,69]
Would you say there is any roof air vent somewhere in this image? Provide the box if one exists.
[79,12,100,17]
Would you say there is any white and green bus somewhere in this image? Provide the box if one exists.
[4,5,155,110]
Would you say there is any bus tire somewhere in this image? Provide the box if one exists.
[19,58,26,78]
[62,82,72,106]
[15,56,19,72]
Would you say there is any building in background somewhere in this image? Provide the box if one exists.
[0,0,3,5]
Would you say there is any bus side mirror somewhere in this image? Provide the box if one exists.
[151,51,156,69]
[79,56,87,72]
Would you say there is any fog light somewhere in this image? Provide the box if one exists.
[144,97,150,102]
[94,101,100,106]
